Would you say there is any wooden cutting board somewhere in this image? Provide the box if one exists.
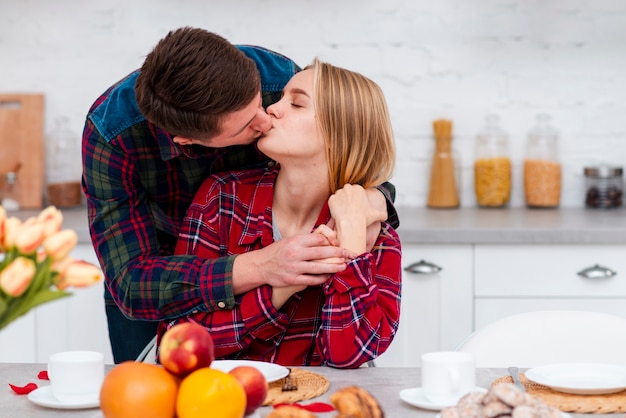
[0,94,45,209]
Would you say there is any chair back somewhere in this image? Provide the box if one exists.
[456,310,626,368]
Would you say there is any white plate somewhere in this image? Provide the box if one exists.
[399,386,487,411]
[525,363,626,395]
[27,386,99,410]
[211,360,289,383]
[436,413,572,418]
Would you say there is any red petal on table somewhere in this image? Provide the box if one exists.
[273,402,335,412]
[37,370,49,380]
[9,382,38,395]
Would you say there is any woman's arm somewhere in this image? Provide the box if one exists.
[318,223,402,368]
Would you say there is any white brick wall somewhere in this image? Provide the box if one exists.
[2,0,625,208]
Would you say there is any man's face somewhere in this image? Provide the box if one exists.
[173,93,271,148]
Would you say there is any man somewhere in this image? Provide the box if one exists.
[82,27,398,362]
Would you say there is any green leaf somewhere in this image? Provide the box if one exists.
[0,296,7,318]
[0,289,71,330]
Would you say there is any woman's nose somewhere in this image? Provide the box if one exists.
[266,103,281,118]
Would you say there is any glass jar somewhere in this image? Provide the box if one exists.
[1,171,20,211]
[524,114,561,208]
[46,117,83,207]
[584,166,623,209]
[427,119,460,208]
[474,114,511,208]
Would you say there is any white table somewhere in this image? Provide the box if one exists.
[0,363,617,417]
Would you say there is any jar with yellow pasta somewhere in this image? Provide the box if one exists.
[474,114,511,207]
[524,114,561,208]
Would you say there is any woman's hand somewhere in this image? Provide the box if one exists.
[328,184,372,255]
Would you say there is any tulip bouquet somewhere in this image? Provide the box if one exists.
[0,205,102,330]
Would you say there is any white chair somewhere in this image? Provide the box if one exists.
[455,310,626,368]
[136,335,157,363]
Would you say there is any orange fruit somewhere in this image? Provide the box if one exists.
[177,368,246,418]
[100,361,178,418]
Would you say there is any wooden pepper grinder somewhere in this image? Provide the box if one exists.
[427,119,460,208]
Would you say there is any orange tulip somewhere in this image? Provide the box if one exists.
[43,230,78,260]
[55,259,102,290]
[0,257,36,297]
[1,217,23,250]
[14,222,45,254]
[37,206,64,238]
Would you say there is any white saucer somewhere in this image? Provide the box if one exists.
[27,386,100,409]
[399,386,487,411]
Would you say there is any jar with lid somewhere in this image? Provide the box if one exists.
[523,113,561,208]
[474,114,511,207]
[584,166,623,209]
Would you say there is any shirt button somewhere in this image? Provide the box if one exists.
[217,301,226,309]
[267,161,276,167]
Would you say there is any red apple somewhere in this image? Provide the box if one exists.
[159,322,215,377]
[229,365,269,415]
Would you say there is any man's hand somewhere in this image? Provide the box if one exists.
[232,233,352,295]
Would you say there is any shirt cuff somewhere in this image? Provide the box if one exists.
[202,255,237,311]
[325,253,375,294]
[239,285,288,340]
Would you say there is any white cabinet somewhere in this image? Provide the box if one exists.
[374,242,626,368]
[375,244,473,367]
[0,244,113,364]
[474,244,626,329]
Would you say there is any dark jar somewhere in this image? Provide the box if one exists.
[584,166,623,209]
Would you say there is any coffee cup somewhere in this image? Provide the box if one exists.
[47,351,104,404]
[421,351,476,405]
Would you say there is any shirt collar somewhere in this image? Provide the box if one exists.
[239,167,332,246]
[154,126,225,161]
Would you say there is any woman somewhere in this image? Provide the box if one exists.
[168,59,401,368]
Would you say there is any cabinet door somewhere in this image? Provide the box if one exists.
[474,244,626,330]
[0,312,36,362]
[475,244,626,297]
[374,244,473,367]
[476,299,626,330]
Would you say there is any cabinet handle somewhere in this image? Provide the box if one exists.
[577,264,617,280]
[404,259,442,275]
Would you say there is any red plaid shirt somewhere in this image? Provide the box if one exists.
[167,167,402,368]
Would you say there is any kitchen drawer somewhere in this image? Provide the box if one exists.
[475,244,626,297]
[475,298,626,330]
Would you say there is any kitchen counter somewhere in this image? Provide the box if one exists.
[8,206,91,243]
[396,206,626,244]
[8,206,626,245]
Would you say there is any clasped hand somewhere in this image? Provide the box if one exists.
[266,185,387,307]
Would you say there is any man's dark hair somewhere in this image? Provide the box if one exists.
[135,27,260,139]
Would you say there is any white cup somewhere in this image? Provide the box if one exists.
[421,351,476,405]
[47,351,104,404]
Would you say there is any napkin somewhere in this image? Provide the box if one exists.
[273,402,335,413]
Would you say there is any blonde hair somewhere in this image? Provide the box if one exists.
[309,59,396,193]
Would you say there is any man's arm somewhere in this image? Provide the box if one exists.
[83,121,235,320]
[377,181,399,228]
